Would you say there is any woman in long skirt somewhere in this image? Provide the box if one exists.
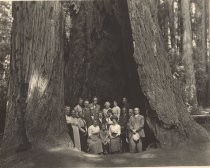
[66,110,81,150]
[109,116,121,153]
[78,111,88,152]
[87,120,103,154]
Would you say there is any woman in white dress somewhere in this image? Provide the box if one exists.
[66,110,81,150]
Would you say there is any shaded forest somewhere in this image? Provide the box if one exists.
[0,0,210,155]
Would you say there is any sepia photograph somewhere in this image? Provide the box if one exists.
[0,0,210,167]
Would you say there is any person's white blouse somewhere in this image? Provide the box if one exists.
[66,115,78,126]
[106,117,113,125]
[112,106,121,119]
[88,125,100,137]
[109,124,121,138]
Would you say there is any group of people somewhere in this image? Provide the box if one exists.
[65,97,145,154]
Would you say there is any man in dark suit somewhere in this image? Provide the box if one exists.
[83,100,93,128]
[121,97,130,115]
[98,111,106,129]
[89,96,101,120]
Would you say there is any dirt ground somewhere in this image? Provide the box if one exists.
[1,141,210,168]
[1,122,210,168]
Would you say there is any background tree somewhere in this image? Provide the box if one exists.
[0,1,12,142]
[181,0,198,111]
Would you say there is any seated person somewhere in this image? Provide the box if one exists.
[87,120,103,154]
[109,116,121,154]
[99,124,110,154]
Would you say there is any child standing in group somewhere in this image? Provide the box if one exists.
[100,124,110,154]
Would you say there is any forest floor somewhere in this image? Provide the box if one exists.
[1,141,210,167]
[1,118,210,167]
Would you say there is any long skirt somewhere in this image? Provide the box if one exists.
[110,136,121,153]
[87,135,103,154]
[67,124,74,146]
[79,128,87,152]
[72,125,81,150]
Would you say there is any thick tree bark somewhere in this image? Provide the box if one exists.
[198,0,208,107]
[206,0,210,107]
[127,0,209,145]
[2,1,70,152]
[181,0,198,111]
[2,0,209,153]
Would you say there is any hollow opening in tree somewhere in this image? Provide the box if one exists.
[63,1,159,150]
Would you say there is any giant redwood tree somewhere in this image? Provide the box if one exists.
[2,0,210,153]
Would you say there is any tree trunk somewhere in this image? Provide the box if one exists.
[127,0,209,146]
[206,0,210,107]
[198,0,208,107]
[181,0,198,111]
[178,0,183,54]
[2,0,209,153]
[2,1,70,152]
[168,0,176,50]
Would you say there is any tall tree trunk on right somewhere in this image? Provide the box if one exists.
[206,0,210,107]
[181,0,198,112]
[199,0,207,107]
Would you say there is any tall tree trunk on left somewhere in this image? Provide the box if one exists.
[181,0,198,112]
[2,1,70,152]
